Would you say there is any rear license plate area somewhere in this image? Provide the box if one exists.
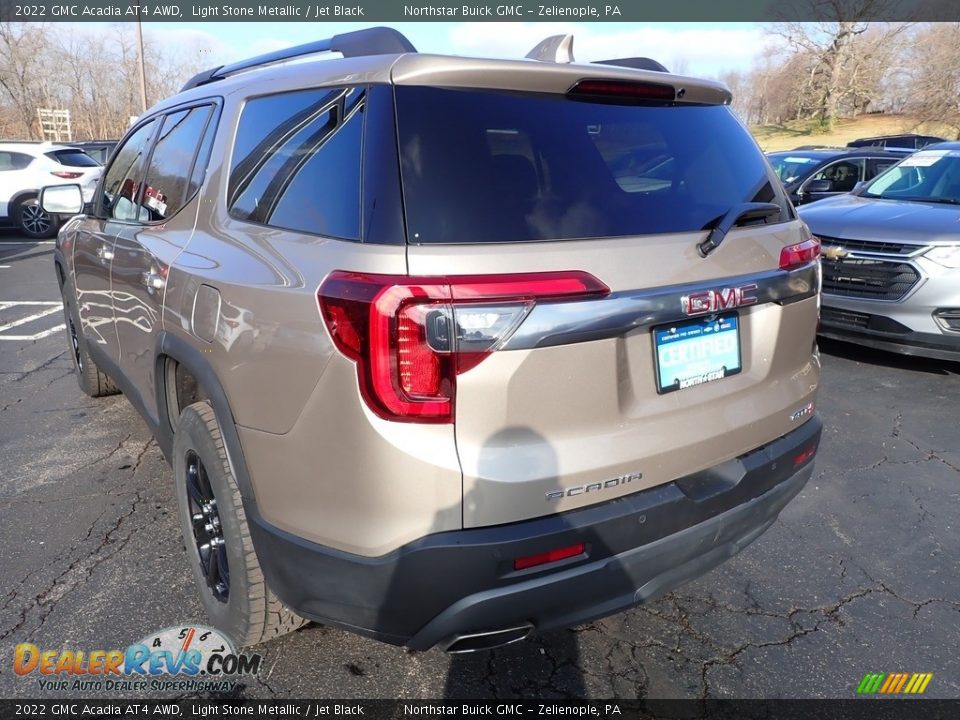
[653,314,742,394]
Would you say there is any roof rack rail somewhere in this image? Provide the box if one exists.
[525,34,575,64]
[180,26,417,92]
[594,57,670,73]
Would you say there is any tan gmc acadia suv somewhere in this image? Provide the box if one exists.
[44,27,823,653]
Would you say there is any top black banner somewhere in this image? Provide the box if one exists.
[1,0,959,22]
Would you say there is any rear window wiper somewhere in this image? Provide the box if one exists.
[697,202,782,258]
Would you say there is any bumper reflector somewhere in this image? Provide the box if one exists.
[793,444,818,467]
[514,543,586,571]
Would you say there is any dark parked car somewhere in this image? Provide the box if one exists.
[846,133,946,151]
[767,148,905,205]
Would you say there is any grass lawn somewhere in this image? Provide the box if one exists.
[751,114,957,151]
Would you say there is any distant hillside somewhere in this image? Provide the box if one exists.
[751,114,957,152]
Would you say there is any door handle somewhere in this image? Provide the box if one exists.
[141,271,165,290]
[96,246,114,264]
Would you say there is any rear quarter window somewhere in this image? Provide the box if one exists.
[0,151,34,171]
[228,86,364,241]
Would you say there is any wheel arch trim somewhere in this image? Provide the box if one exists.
[154,331,261,518]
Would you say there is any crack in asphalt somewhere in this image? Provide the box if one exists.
[0,437,158,647]
[5,351,68,384]
[0,489,143,506]
[70,432,135,475]
[0,490,146,645]
[892,411,960,475]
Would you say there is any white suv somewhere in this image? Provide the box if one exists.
[0,142,102,238]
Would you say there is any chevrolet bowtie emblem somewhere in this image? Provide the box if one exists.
[822,245,850,260]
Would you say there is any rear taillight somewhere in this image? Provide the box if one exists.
[780,236,821,270]
[318,271,609,423]
[51,171,83,179]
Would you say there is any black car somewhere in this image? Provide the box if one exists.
[767,148,906,205]
[846,133,946,151]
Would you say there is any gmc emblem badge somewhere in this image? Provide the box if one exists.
[682,284,759,316]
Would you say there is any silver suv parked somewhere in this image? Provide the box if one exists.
[801,144,960,361]
[46,27,822,651]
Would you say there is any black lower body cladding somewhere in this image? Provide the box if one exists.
[250,417,822,649]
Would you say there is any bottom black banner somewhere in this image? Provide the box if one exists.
[1,699,959,720]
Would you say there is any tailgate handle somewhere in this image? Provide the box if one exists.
[697,202,782,258]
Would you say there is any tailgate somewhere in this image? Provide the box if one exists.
[408,226,820,527]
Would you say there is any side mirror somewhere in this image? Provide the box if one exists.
[852,180,868,194]
[805,179,833,194]
[41,184,84,215]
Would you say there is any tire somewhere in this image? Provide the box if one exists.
[60,288,120,398]
[173,402,306,647]
[15,196,59,239]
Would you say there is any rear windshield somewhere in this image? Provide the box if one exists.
[395,87,786,244]
[45,149,100,167]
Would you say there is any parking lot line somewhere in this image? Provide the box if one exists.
[0,301,65,341]
[0,324,66,341]
[0,240,56,245]
[0,306,62,333]
[0,301,61,306]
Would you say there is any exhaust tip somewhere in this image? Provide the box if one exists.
[443,623,534,654]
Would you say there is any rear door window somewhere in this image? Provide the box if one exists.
[866,158,898,180]
[100,120,158,222]
[809,159,864,192]
[140,105,214,221]
[395,86,787,244]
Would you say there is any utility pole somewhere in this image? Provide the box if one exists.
[135,0,148,114]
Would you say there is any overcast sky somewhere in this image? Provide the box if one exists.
[109,21,774,79]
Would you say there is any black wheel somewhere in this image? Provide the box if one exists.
[15,197,59,239]
[60,290,120,398]
[173,402,306,646]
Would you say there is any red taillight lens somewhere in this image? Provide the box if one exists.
[568,79,676,103]
[780,237,821,270]
[318,271,609,423]
[51,171,84,179]
[514,543,586,571]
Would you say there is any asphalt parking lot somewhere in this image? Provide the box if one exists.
[1,231,958,700]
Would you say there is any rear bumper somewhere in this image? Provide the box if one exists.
[250,416,821,650]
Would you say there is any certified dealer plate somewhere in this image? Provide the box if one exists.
[653,314,742,394]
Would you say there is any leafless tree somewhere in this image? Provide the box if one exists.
[902,23,960,138]
[0,23,55,138]
[769,1,910,129]
[0,22,206,140]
